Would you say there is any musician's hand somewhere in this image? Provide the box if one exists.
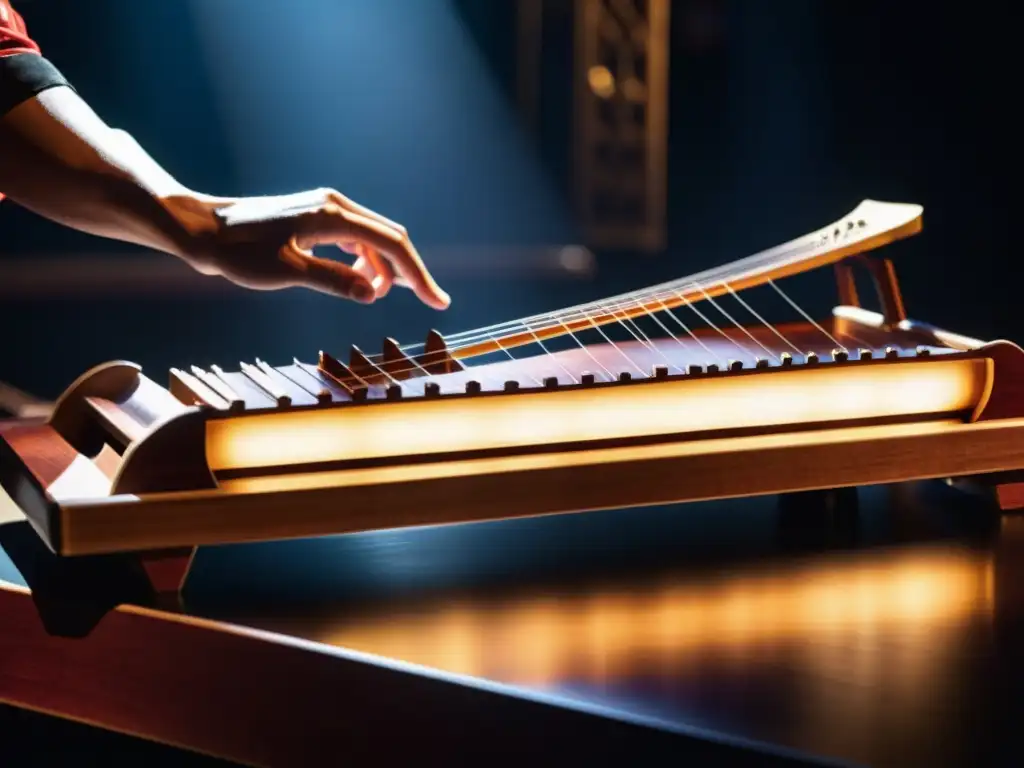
[174,189,450,309]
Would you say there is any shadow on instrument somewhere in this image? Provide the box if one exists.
[0,521,159,638]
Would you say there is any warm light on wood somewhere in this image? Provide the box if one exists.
[206,357,987,472]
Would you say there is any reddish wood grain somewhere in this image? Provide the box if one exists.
[0,584,777,767]
[138,547,196,596]
[995,483,1024,511]
[971,341,1024,421]
[1,424,79,488]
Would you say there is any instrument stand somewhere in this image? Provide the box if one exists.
[834,254,907,327]
[947,472,1024,514]
[0,522,194,637]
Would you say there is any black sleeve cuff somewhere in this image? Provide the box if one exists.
[0,54,72,117]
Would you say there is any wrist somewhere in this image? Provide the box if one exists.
[156,192,233,267]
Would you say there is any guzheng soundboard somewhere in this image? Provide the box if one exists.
[3,199,1024,596]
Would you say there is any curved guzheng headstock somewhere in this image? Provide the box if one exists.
[5,199,1024,566]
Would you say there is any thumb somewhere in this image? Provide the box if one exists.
[286,240,376,303]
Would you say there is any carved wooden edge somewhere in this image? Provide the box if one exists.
[967,340,1024,422]
[1,409,206,593]
[38,359,213,496]
[0,426,63,553]
[48,361,142,456]
[111,408,214,496]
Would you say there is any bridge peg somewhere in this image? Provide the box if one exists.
[755,358,770,369]
[348,346,380,383]
[424,382,441,397]
[688,364,704,375]
[382,337,416,380]
[544,376,559,389]
[916,346,931,357]
[858,348,874,360]
[419,330,465,375]
[780,353,793,367]
[386,385,403,400]
[619,372,632,382]
[581,372,596,386]
[351,388,369,402]
[805,352,820,365]
[504,380,520,392]
[729,360,743,372]
[319,350,362,392]
[465,380,482,394]
[653,365,669,379]
[832,349,849,362]
[885,347,899,359]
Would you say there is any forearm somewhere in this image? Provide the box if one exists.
[0,85,227,260]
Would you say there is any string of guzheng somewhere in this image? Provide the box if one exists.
[445,252,835,376]
[393,202,855,354]
[350,206,893,381]
[379,219,837,365]
[358,269,839,386]
[488,303,635,381]
[408,246,803,357]
[432,209,872,362]
[375,243,812,378]
[350,256,850,383]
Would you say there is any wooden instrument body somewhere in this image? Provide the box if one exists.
[3,198,1023,595]
[3,306,1024,576]
[2,198,1024,764]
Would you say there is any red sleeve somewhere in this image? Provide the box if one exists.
[1,1,65,202]
[0,1,40,57]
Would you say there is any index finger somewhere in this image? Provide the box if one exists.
[340,211,451,310]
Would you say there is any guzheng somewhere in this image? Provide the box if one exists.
[3,199,1024,600]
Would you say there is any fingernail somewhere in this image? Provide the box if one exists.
[437,289,451,308]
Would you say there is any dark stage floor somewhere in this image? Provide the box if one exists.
[2,479,1019,766]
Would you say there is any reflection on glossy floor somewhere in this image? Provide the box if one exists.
[195,483,1018,767]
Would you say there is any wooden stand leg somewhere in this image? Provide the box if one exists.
[994,483,1024,512]
[137,546,196,610]
[832,255,907,328]
[0,521,195,637]
[948,472,1024,514]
